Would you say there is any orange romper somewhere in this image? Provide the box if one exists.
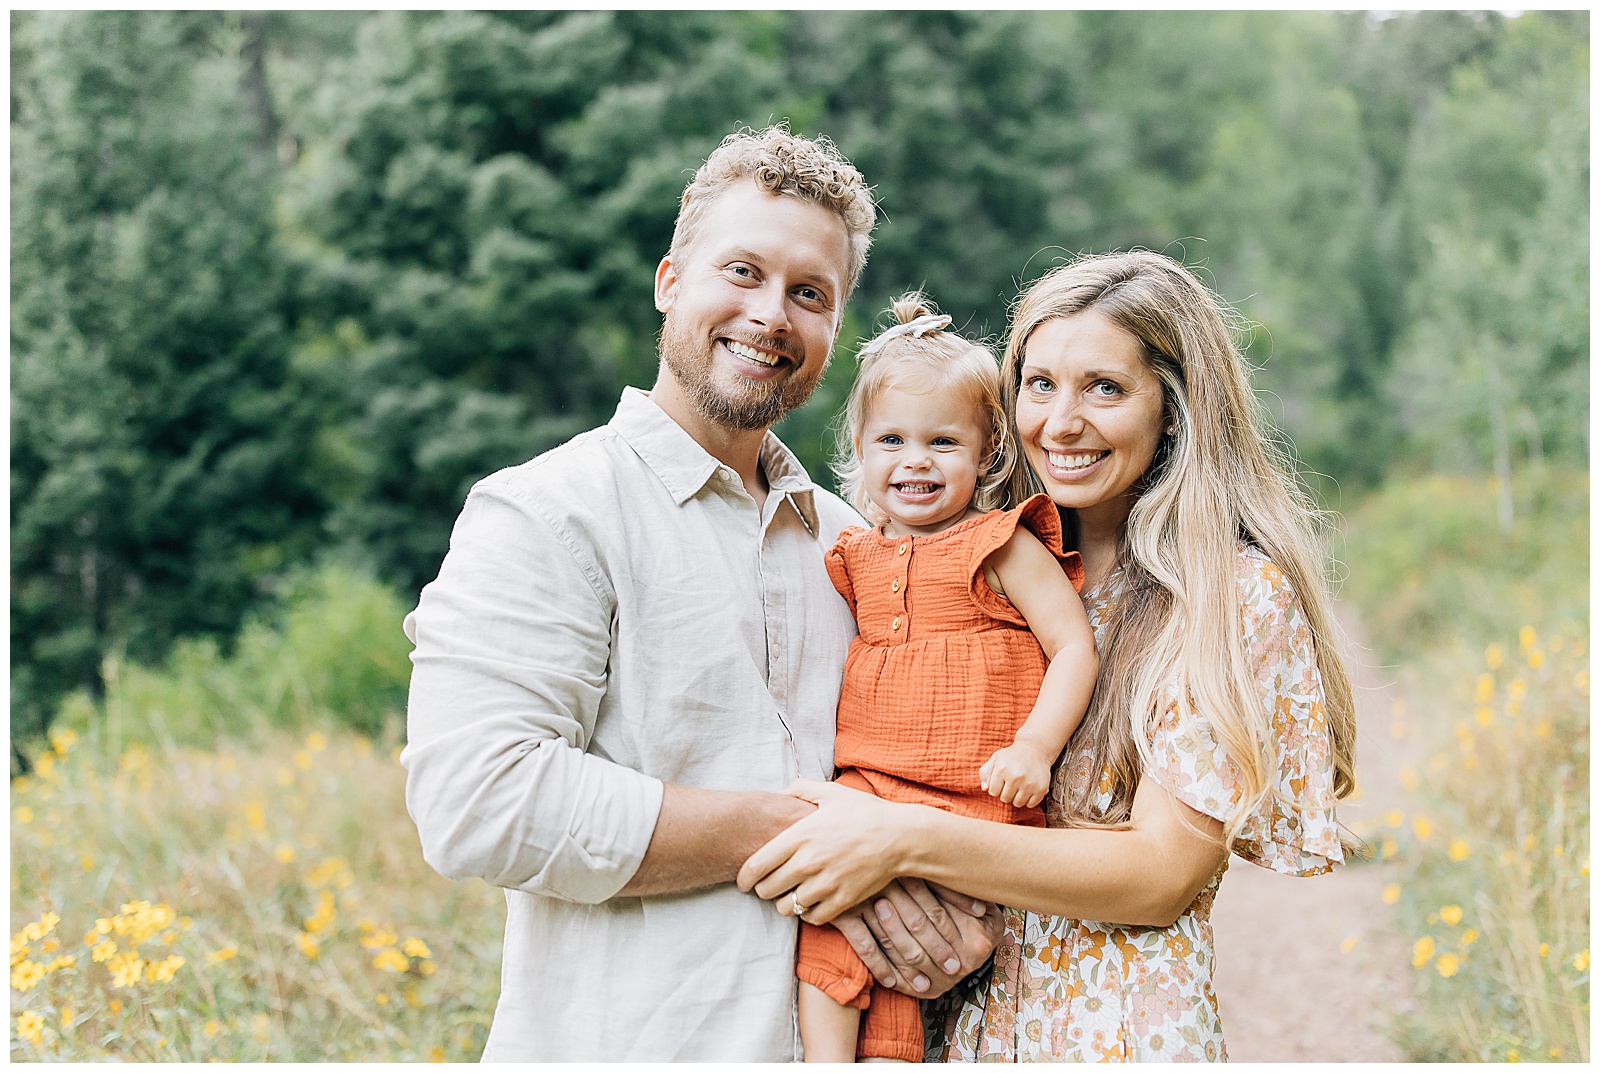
[799,493,1085,1061]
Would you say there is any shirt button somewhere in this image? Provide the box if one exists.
[898,542,909,556]
[890,578,901,593]
[891,616,902,631]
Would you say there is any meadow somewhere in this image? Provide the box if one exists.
[9,470,1590,1061]
[1340,467,1590,1062]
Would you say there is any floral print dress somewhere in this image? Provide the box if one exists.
[926,546,1344,1062]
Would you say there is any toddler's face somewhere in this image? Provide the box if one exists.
[858,383,987,536]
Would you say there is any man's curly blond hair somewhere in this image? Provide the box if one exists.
[670,125,877,299]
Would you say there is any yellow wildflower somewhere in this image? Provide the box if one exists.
[1473,707,1493,727]
[1411,936,1434,968]
[373,947,410,972]
[429,1046,447,1062]
[1462,755,1478,770]
[1436,954,1460,978]
[307,730,328,752]
[293,749,313,771]
[1523,835,1537,852]
[1473,674,1494,703]
[1339,936,1358,953]
[1508,1050,1519,1062]
[1383,809,1403,828]
[1381,838,1397,859]
[1507,677,1527,699]
[1398,766,1419,791]
[12,777,31,795]
[1528,650,1545,669]
[1448,840,1470,862]
[361,929,398,949]
[1484,643,1503,669]
[276,767,295,787]
[147,955,184,982]
[15,806,34,825]
[297,932,320,960]
[1439,905,1462,926]
[108,999,121,1013]
[207,947,238,964]
[1574,950,1590,972]
[1549,1049,1561,1059]
[1519,625,1536,651]
[60,1006,73,1028]
[1532,720,1551,739]
[275,844,296,864]
[1461,928,1478,947]
[1539,942,1549,957]
[91,941,117,962]
[1411,815,1434,840]
[354,737,373,756]
[1381,883,1400,905]
[419,959,438,976]
[36,753,56,778]
[11,959,46,991]
[108,949,143,988]
[402,938,432,959]
[376,992,390,1005]
[80,853,94,872]
[1388,721,1407,739]
[44,955,76,972]
[245,802,266,832]
[203,1020,223,1038]
[15,1010,45,1047]
[49,727,77,755]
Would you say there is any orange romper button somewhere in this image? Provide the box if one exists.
[897,543,909,556]
[890,578,900,593]
[891,616,902,631]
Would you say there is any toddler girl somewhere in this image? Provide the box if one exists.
[797,295,1098,1062]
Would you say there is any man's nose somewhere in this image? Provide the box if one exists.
[747,282,791,334]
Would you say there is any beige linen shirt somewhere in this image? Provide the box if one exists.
[402,387,860,1061]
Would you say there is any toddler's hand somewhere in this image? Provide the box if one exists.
[979,741,1053,809]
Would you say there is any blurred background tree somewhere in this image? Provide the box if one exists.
[10,9,1589,747]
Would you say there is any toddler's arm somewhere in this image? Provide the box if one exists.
[977,528,1098,809]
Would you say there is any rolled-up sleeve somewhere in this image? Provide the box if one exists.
[401,481,664,904]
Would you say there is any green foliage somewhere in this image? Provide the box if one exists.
[51,564,413,752]
[1338,467,1589,664]
[10,12,325,744]
[10,10,1589,751]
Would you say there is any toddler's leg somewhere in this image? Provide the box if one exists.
[796,919,873,1062]
[799,980,862,1062]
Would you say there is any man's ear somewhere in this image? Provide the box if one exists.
[653,256,678,313]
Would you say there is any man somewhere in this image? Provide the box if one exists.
[402,126,992,1062]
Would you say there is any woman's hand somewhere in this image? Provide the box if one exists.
[830,879,1002,999]
[736,779,918,924]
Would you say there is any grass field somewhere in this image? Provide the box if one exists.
[1339,467,1589,1062]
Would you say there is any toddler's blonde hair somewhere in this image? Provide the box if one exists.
[834,293,1013,524]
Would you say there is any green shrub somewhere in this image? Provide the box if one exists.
[51,564,414,753]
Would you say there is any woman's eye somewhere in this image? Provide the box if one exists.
[1024,376,1053,393]
[1090,380,1122,397]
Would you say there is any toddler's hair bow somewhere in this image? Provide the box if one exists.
[856,313,952,361]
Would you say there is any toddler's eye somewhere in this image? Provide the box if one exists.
[879,434,903,446]
[932,437,957,447]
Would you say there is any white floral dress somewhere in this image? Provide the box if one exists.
[926,546,1343,1062]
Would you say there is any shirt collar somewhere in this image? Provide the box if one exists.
[610,387,821,533]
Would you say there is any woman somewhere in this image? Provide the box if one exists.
[739,250,1358,1061]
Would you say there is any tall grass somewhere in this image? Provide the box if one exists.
[9,723,505,1061]
[10,562,509,1060]
[1340,467,1589,1062]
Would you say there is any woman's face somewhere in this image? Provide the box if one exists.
[1015,310,1167,532]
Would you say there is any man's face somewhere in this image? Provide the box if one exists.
[654,183,851,432]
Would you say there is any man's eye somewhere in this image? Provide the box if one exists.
[795,286,821,302]
[729,264,756,279]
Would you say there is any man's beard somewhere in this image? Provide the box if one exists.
[658,313,824,432]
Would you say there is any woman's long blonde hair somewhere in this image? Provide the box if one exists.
[1000,251,1357,844]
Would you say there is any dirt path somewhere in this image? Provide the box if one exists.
[1210,609,1418,1062]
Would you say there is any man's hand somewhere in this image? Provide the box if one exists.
[828,878,1001,999]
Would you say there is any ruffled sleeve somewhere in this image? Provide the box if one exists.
[1145,547,1344,876]
[968,493,1085,626]
[824,528,863,615]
